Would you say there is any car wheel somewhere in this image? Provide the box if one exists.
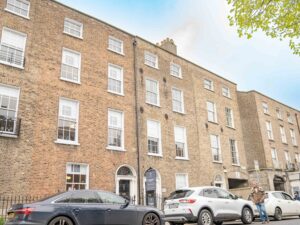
[214,221,223,225]
[241,207,253,224]
[274,207,282,221]
[142,212,160,225]
[49,216,73,225]
[197,209,213,225]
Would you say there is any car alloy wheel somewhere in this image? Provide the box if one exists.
[143,212,160,225]
[274,207,282,221]
[241,207,253,224]
[198,209,213,225]
[49,216,73,225]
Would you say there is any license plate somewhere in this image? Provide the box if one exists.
[169,203,179,209]
[7,212,15,219]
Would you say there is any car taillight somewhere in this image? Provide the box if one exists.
[15,208,34,216]
[179,199,196,203]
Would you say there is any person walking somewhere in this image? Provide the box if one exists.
[250,181,269,224]
[294,191,300,201]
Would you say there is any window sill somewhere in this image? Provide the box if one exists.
[222,95,231,99]
[232,164,240,167]
[208,120,218,125]
[148,153,163,157]
[144,63,159,70]
[175,157,189,161]
[277,118,283,121]
[293,145,298,148]
[226,125,235,130]
[264,113,270,116]
[282,142,288,145]
[106,146,126,152]
[146,102,161,108]
[204,87,214,92]
[0,60,24,70]
[170,74,182,79]
[60,77,81,85]
[213,161,223,164]
[4,8,30,20]
[107,48,124,56]
[0,133,18,138]
[268,139,275,142]
[63,31,83,40]
[55,140,80,146]
[173,110,185,115]
[107,90,124,96]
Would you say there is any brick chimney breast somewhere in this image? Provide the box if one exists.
[158,38,177,55]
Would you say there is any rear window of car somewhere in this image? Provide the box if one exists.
[272,192,283,199]
[167,190,194,199]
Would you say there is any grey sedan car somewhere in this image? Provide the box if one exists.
[5,190,164,225]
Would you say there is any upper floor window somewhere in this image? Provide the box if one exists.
[146,79,159,106]
[230,139,239,165]
[108,36,124,54]
[144,51,158,69]
[175,173,188,190]
[64,18,83,39]
[225,107,234,128]
[66,163,88,190]
[290,129,297,146]
[284,151,291,163]
[204,79,214,91]
[280,126,287,143]
[61,48,81,84]
[287,113,293,124]
[262,102,269,114]
[271,148,278,162]
[172,88,184,113]
[207,101,217,123]
[0,27,26,68]
[5,0,30,18]
[265,121,274,140]
[210,134,221,162]
[295,153,300,163]
[222,86,230,98]
[0,84,20,135]
[147,120,162,156]
[276,108,282,120]
[170,62,182,78]
[107,109,124,150]
[174,126,188,159]
[108,64,123,95]
[57,98,79,144]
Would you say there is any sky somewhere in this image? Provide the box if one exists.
[58,0,300,110]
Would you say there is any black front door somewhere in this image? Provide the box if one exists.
[119,180,130,200]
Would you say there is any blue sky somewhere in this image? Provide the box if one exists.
[58,0,300,110]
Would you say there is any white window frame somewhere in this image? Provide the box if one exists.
[262,102,269,114]
[55,97,80,145]
[5,0,30,19]
[63,18,83,39]
[0,84,20,136]
[265,121,274,140]
[107,109,125,151]
[107,63,124,95]
[174,126,188,160]
[210,134,222,163]
[284,151,291,163]
[276,108,282,120]
[290,129,297,146]
[287,113,293,124]
[145,78,160,106]
[0,27,27,69]
[204,79,214,91]
[144,51,158,69]
[280,126,287,143]
[108,36,124,55]
[147,119,162,157]
[271,148,278,162]
[60,48,81,84]
[170,62,182,78]
[225,107,234,128]
[175,173,189,190]
[66,163,89,190]
[222,86,231,98]
[172,87,184,113]
[207,101,217,123]
[230,139,239,166]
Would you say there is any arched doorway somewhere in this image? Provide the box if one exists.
[143,168,162,209]
[214,174,225,188]
[115,165,137,204]
[273,175,285,191]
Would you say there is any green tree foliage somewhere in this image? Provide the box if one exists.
[228,0,300,55]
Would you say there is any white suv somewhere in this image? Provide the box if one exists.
[164,186,254,225]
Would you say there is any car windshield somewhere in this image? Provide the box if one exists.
[167,190,194,199]
[36,192,65,202]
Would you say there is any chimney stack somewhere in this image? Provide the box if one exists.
[158,38,177,55]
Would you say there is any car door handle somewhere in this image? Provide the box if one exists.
[225,202,230,204]
[106,209,112,212]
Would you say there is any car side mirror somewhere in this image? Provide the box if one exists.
[120,199,130,209]
[233,195,239,200]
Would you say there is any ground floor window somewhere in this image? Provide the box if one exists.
[66,163,88,190]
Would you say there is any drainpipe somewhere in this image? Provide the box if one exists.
[133,37,142,204]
